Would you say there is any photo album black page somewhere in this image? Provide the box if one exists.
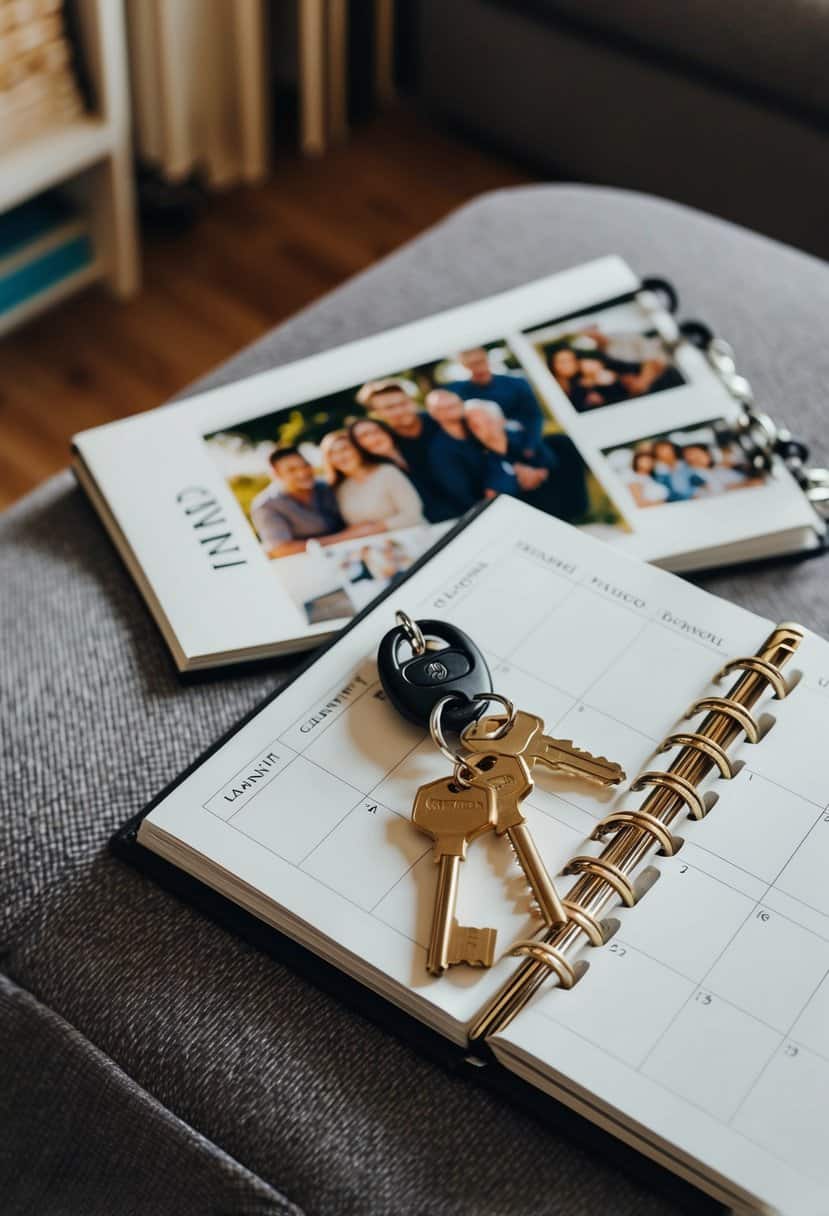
[129,495,829,1216]
[72,255,823,671]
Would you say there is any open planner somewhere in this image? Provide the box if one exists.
[115,496,829,1216]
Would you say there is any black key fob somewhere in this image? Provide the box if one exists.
[377,617,492,733]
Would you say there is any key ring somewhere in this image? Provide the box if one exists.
[395,609,426,656]
[430,695,473,783]
[431,691,516,759]
[462,692,516,742]
[430,691,517,787]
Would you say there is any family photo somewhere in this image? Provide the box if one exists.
[204,340,622,571]
[604,420,766,510]
[311,532,425,618]
[530,305,685,413]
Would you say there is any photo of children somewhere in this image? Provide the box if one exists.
[203,339,624,623]
[604,420,765,510]
[529,304,685,413]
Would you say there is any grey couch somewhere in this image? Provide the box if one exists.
[3,185,829,1214]
[417,0,829,259]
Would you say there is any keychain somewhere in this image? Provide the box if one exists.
[377,611,491,733]
[378,610,626,977]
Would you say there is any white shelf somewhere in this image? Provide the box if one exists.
[0,118,115,213]
[0,258,105,337]
[0,0,139,331]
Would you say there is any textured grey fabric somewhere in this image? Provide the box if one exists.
[3,185,829,1214]
[0,974,296,1216]
[418,0,829,259]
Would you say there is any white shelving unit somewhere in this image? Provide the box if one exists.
[0,0,139,337]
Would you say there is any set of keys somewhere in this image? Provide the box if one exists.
[378,612,626,978]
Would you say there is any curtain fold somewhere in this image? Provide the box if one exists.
[126,0,268,188]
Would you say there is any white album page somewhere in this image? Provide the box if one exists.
[75,254,819,666]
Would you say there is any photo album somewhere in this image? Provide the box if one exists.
[72,256,825,672]
[116,495,829,1216]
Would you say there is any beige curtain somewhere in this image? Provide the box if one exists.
[126,0,268,188]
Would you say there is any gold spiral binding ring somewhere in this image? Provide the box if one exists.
[509,939,578,988]
[591,809,680,856]
[715,656,789,700]
[631,770,707,820]
[685,695,760,743]
[563,856,636,906]
[561,900,606,945]
[656,731,736,779]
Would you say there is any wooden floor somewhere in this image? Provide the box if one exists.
[0,108,531,508]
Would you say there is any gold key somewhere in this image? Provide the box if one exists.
[463,708,541,756]
[532,736,625,786]
[411,775,498,976]
[464,751,567,928]
[465,709,625,787]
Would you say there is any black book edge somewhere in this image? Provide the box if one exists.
[111,493,720,1214]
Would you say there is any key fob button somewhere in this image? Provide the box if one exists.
[403,650,472,687]
[378,618,492,730]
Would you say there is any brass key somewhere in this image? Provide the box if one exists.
[463,709,541,756]
[464,751,567,928]
[411,775,498,975]
[465,709,625,787]
[532,736,625,786]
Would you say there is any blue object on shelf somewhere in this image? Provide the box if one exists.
[0,192,76,261]
[0,234,93,315]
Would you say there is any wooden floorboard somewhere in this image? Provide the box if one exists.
[0,108,531,508]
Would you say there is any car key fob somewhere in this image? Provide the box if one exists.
[377,616,492,733]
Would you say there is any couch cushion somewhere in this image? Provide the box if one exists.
[494,0,829,122]
[0,975,297,1216]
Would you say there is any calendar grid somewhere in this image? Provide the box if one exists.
[220,547,829,988]
[503,660,659,744]
[514,543,732,656]
[154,528,829,1199]
[542,981,829,1190]
[746,766,825,812]
[278,673,380,755]
[730,963,829,1123]
[639,867,802,1072]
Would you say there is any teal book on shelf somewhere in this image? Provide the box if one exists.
[0,191,93,319]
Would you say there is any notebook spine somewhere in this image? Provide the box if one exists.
[636,281,828,518]
[469,622,804,1043]
[679,322,829,518]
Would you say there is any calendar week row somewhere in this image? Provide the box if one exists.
[214,734,829,1024]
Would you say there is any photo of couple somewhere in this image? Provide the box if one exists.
[533,319,685,413]
[206,342,619,566]
[605,421,765,510]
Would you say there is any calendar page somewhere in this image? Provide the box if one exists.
[494,624,829,1215]
[139,496,797,1052]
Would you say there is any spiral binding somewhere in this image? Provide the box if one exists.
[716,656,788,700]
[656,731,735,779]
[468,622,805,1043]
[637,282,829,518]
[592,809,680,858]
[685,696,760,743]
[630,770,708,821]
[677,323,829,519]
